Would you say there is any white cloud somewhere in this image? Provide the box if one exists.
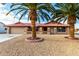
[20,19,31,23]
[0,4,17,24]
[0,10,17,24]
[0,4,4,8]
[0,4,29,25]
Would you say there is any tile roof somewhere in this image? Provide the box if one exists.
[39,22,69,27]
[6,22,40,27]
[6,22,69,27]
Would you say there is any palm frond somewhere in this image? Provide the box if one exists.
[63,17,67,23]
[6,6,26,15]
[14,9,25,18]
[10,3,22,8]
[6,3,51,23]
[19,10,28,21]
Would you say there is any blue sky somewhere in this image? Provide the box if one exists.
[0,3,79,29]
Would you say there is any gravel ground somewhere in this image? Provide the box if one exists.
[0,34,79,56]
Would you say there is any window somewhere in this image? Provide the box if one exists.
[57,27,66,32]
[27,27,39,31]
[5,28,7,30]
[27,27,32,31]
[43,27,47,31]
[36,27,39,31]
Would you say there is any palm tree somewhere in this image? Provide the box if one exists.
[50,3,79,39]
[6,3,50,40]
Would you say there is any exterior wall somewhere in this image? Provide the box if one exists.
[66,27,69,34]
[42,27,47,34]
[6,27,9,34]
[9,27,27,34]
[39,27,43,34]
[56,32,67,34]
[53,27,57,34]
[7,26,69,34]
[55,27,68,34]
[47,27,51,34]
[47,26,69,34]
[54,27,67,34]
[50,27,54,34]
[24,27,28,34]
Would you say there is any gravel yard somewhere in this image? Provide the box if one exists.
[0,34,79,56]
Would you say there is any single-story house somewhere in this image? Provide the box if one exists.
[6,21,70,34]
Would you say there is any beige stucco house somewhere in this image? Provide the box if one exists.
[6,21,70,34]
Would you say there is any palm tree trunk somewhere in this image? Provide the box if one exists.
[30,9,37,39]
[68,15,76,39]
[69,24,75,39]
[31,18,36,39]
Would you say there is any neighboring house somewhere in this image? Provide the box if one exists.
[75,29,79,32]
[75,29,79,35]
[6,22,70,34]
[0,22,6,33]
